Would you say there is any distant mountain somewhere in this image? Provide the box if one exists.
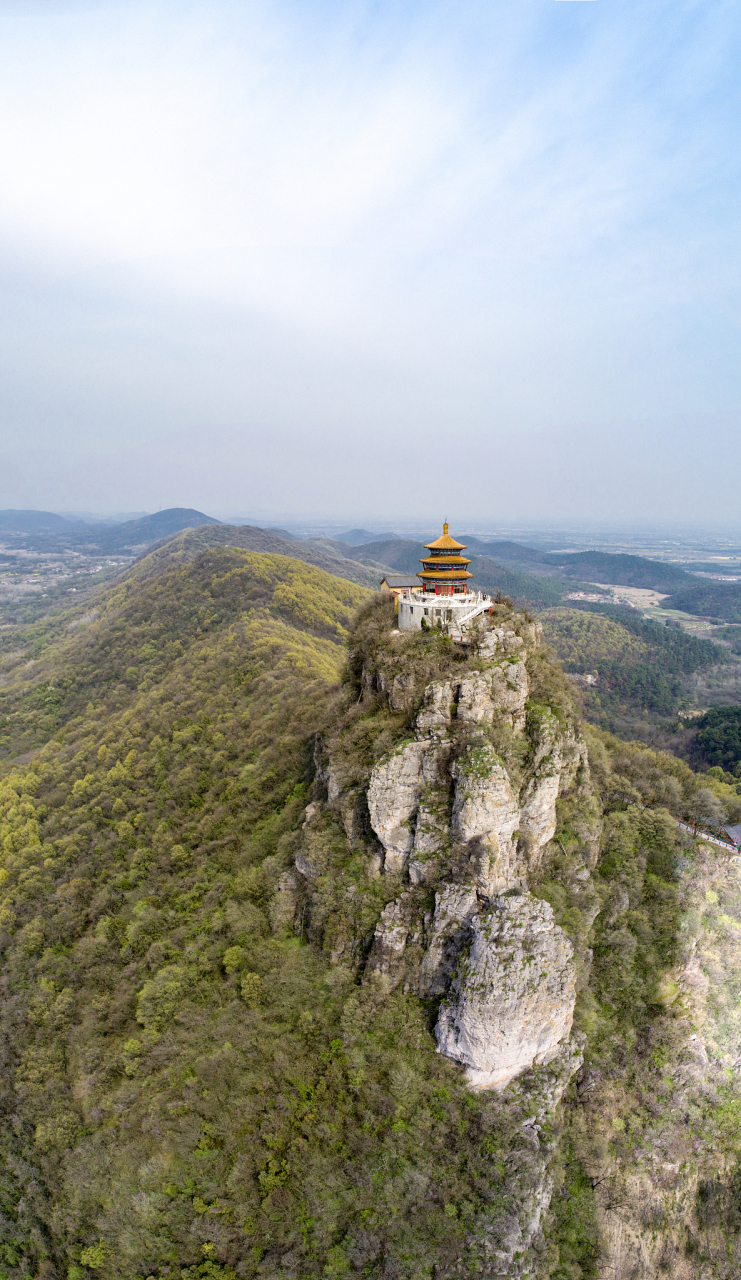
[115,507,221,541]
[69,507,221,552]
[0,509,75,533]
[338,529,400,545]
[136,524,381,590]
[339,538,425,573]
[543,550,693,593]
[661,581,741,622]
[460,537,548,564]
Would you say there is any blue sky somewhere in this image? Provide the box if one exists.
[0,0,739,524]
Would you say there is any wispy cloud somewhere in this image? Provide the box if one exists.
[0,0,739,519]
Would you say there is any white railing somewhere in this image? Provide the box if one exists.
[399,589,490,608]
[676,820,739,853]
[398,589,494,639]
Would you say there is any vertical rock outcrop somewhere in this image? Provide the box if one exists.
[451,744,524,893]
[366,740,447,873]
[418,883,478,997]
[415,679,456,738]
[456,657,529,730]
[364,892,415,991]
[321,612,593,1101]
[294,609,606,1278]
[435,894,577,1091]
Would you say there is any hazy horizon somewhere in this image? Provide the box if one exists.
[1,0,740,525]
[5,503,741,552]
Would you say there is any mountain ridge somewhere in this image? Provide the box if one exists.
[0,544,741,1275]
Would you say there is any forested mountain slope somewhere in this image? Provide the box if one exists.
[156,526,382,590]
[1,553,741,1278]
[0,547,369,761]
[662,580,741,622]
[539,606,732,728]
[467,557,573,608]
[542,552,692,593]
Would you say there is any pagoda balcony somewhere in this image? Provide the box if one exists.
[397,588,495,635]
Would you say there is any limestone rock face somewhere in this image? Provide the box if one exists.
[364,892,414,990]
[451,745,524,893]
[452,745,520,844]
[518,711,591,867]
[270,871,302,932]
[518,773,561,862]
[389,671,419,712]
[327,614,593,1097]
[456,658,529,730]
[367,741,444,872]
[412,659,529,739]
[418,884,478,996]
[407,784,451,885]
[435,894,577,1091]
[358,645,590,888]
[415,679,456,738]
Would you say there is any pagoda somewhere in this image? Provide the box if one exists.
[419,523,473,595]
[396,522,494,637]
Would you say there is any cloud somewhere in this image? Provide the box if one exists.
[0,0,739,520]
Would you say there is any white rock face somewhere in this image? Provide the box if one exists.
[415,679,456,738]
[367,741,443,872]
[518,712,591,866]
[435,893,577,1091]
[389,671,419,711]
[452,746,520,844]
[518,774,561,861]
[407,787,451,884]
[451,745,523,893]
[413,659,529,739]
[364,892,414,989]
[418,884,478,996]
[456,658,529,729]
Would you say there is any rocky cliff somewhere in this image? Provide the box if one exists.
[278,598,741,1279]
[4,550,741,1280]
[284,602,602,1275]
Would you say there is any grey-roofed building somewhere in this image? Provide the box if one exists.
[380,574,423,597]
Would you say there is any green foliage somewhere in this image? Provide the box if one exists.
[540,604,725,725]
[575,604,724,671]
[662,580,741,622]
[709,624,741,653]
[0,538,737,1279]
[695,707,741,770]
[136,963,192,1030]
[540,609,651,668]
[590,808,682,1044]
[0,547,368,759]
[545,1136,599,1279]
[543,550,692,593]
[79,1242,107,1269]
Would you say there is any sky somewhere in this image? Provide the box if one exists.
[0,0,740,527]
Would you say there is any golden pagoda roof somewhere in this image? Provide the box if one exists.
[420,554,471,567]
[419,568,472,580]
[419,565,473,576]
[424,522,467,552]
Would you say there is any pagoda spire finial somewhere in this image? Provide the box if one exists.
[443,521,449,535]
